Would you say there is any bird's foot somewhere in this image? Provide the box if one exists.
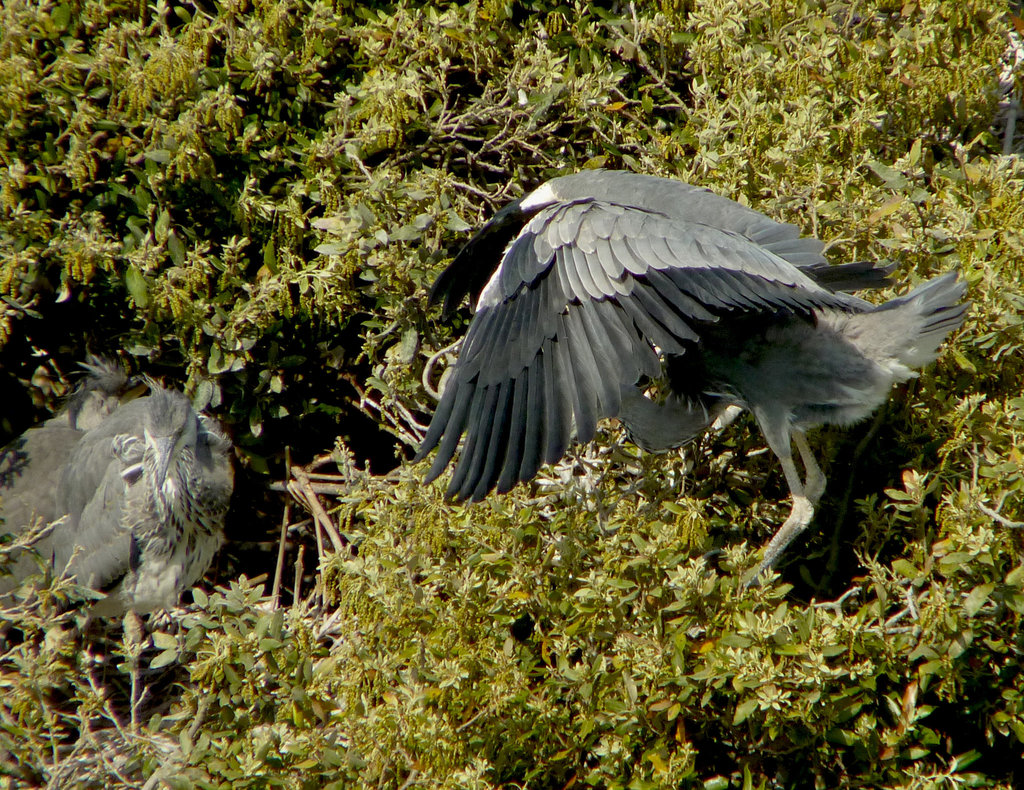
[743,495,816,588]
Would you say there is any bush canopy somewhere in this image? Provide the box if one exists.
[1,0,1022,787]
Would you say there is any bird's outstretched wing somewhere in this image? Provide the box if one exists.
[418,188,863,502]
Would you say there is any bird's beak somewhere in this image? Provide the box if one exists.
[146,431,175,516]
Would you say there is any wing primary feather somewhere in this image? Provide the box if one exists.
[459,307,501,371]
[541,338,569,464]
[590,300,642,365]
[665,267,740,310]
[720,268,778,308]
[562,308,609,429]
[801,260,895,291]
[496,373,529,493]
[546,259,573,312]
[472,380,515,500]
[463,301,518,379]
[575,304,625,415]
[518,278,545,353]
[500,291,538,371]
[518,355,545,482]
[555,315,597,443]
[426,379,476,483]
[444,382,493,498]
[617,296,688,355]
[458,382,504,500]
[417,376,462,461]
[598,300,661,380]
[644,268,718,322]
[629,283,700,342]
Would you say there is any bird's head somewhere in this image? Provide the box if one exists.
[141,390,199,518]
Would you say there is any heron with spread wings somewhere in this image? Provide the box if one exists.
[416,170,967,579]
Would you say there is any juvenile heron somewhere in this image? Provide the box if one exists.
[0,361,233,614]
[0,357,130,582]
[416,170,968,578]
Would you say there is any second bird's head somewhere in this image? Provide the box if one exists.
[140,389,199,519]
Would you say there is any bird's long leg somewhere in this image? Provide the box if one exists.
[746,413,816,584]
[793,430,825,504]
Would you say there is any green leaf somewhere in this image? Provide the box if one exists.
[733,697,758,725]
[963,583,995,617]
[150,649,179,669]
[168,231,186,266]
[866,160,910,190]
[50,3,71,31]
[125,265,149,308]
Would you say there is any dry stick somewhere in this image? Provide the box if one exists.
[307,452,342,471]
[268,468,403,495]
[293,544,305,604]
[969,446,1023,527]
[306,470,360,482]
[285,479,324,608]
[123,610,147,733]
[187,695,213,743]
[291,469,347,553]
[271,448,293,610]
[345,377,424,447]
[270,506,291,609]
[298,483,326,563]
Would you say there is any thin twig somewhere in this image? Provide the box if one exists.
[187,695,213,743]
[421,337,463,401]
[884,585,921,631]
[977,502,1024,528]
[813,586,862,613]
[271,448,293,609]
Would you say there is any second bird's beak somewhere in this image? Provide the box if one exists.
[146,432,175,517]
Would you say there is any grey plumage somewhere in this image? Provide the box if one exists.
[0,360,232,613]
[417,170,968,577]
[0,357,129,554]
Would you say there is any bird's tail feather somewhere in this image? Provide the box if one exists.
[820,271,967,378]
[872,271,969,369]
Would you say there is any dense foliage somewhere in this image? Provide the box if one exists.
[1,0,1022,787]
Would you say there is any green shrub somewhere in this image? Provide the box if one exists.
[2,0,1022,787]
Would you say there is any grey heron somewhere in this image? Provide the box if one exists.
[0,360,233,614]
[416,170,968,579]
